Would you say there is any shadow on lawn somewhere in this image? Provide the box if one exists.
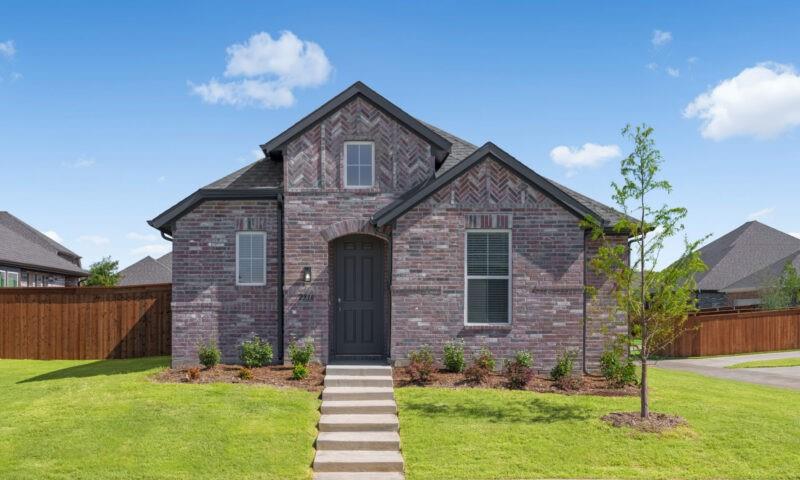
[403,396,592,423]
[18,357,169,384]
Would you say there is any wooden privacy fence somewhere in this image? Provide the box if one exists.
[0,284,171,360]
[662,307,800,357]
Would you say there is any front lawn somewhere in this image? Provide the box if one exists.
[397,367,800,479]
[0,357,319,480]
[727,357,800,369]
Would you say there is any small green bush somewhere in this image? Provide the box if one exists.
[240,336,274,368]
[442,339,466,373]
[474,347,496,371]
[292,363,309,380]
[550,349,576,380]
[288,338,315,367]
[503,351,534,389]
[197,340,221,368]
[407,345,435,384]
[464,347,496,384]
[600,342,637,387]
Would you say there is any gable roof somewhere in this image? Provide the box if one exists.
[261,81,452,166]
[372,142,627,228]
[695,221,800,291]
[723,250,800,293]
[0,212,88,276]
[118,252,172,286]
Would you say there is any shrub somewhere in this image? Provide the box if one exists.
[240,336,274,368]
[406,345,435,384]
[288,338,315,367]
[442,339,466,373]
[503,351,534,389]
[600,342,637,387]
[186,367,200,381]
[197,340,221,368]
[554,374,583,391]
[238,367,253,380]
[550,349,576,381]
[464,347,496,384]
[292,363,309,380]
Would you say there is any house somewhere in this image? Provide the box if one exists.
[118,253,172,286]
[0,211,88,287]
[695,221,800,309]
[149,81,630,369]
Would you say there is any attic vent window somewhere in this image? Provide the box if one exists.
[344,142,374,188]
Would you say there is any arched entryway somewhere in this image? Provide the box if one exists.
[329,234,387,362]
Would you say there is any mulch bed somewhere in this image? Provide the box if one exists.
[602,411,688,433]
[152,363,324,392]
[393,368,637,397]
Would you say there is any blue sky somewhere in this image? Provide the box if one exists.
[2,1,799,269]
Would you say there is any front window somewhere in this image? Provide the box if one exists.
[21,272,28,287]
[236,232,267,286]
[465,231,511,324]
[344,142,374,188]
[7,272,18,287]
[0,270,5,287]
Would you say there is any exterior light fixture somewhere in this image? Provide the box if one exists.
[303,267,312,284]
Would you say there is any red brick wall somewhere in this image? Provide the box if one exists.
[585,236,629,370]
[171,199,281,366]
[391,157,592,372]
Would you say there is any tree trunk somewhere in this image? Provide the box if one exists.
[640,355,649,418]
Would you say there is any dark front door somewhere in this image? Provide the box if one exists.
[333,235,385,359]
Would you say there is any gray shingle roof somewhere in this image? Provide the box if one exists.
[695,221,800,291]
[0,211,88,276]
[204,158,283,190]
[118,253,172,286]
[723,250,800,293]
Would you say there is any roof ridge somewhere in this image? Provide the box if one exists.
[0,211,81,259]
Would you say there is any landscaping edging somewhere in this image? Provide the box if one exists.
[153,363,324,391]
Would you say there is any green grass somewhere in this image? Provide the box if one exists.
[397,368,800,479]
[0,357,319,480]
[727,357,800,369]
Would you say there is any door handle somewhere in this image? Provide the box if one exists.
[337,297,342,312]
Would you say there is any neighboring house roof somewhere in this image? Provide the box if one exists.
[695,221,800,292]
[722,250,800,293]
[260,81,452,167]
[149,81,629,235]
[118,252,172,286]
[0,211,88,276]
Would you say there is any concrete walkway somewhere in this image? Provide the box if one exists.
[655,351,800,390]
[313,364,404,480]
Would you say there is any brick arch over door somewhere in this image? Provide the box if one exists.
[319,219,390,243]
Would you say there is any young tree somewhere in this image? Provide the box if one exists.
[585,124,707,419]
[83,256,121,286]
[760,262,800,309]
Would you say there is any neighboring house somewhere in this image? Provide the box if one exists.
[118,253,172,286]
[0,211,88,287]
[149,82,631,369]
[695,221,800,309]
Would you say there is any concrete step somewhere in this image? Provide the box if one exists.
[321,400,397,415]
[313,472,404,480]
[316,431,400,451]
[319,414,399,432]
[322,387,394,401]
[326,365,393,377]
[325,375,394,388]
[313,450,404,473]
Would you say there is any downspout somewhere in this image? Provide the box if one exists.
[277,193,285,364]
[582,229,588,374]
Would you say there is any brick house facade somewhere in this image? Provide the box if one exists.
[150,82,630,371]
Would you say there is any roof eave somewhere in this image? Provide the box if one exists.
[0,259,89,277]
[260,81,452,166]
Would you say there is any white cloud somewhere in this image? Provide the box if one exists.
[652,30,672,47]
[126,232,158,242]
[550,143,621,176]
[746,207,775,221]
[666,67,680,78]
[44,230,63,243]
[646,62,658,71]
[0,40,15,59]
[157,176,166,183]
[191,31,332,109]
[688,56,699,64]
[790,232,800,239]
[237,148,265,164]
[684,62,800,140]
[131,244,170,257]
[63,156,96,168]
[79,235,110,246]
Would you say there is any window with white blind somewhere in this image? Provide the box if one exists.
[236,232,267,286]
[465,230,511,324]
[344,142,374,188]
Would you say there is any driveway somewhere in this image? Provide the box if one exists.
[655,351,800,390]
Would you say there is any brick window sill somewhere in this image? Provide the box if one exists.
[462,324,513,332]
